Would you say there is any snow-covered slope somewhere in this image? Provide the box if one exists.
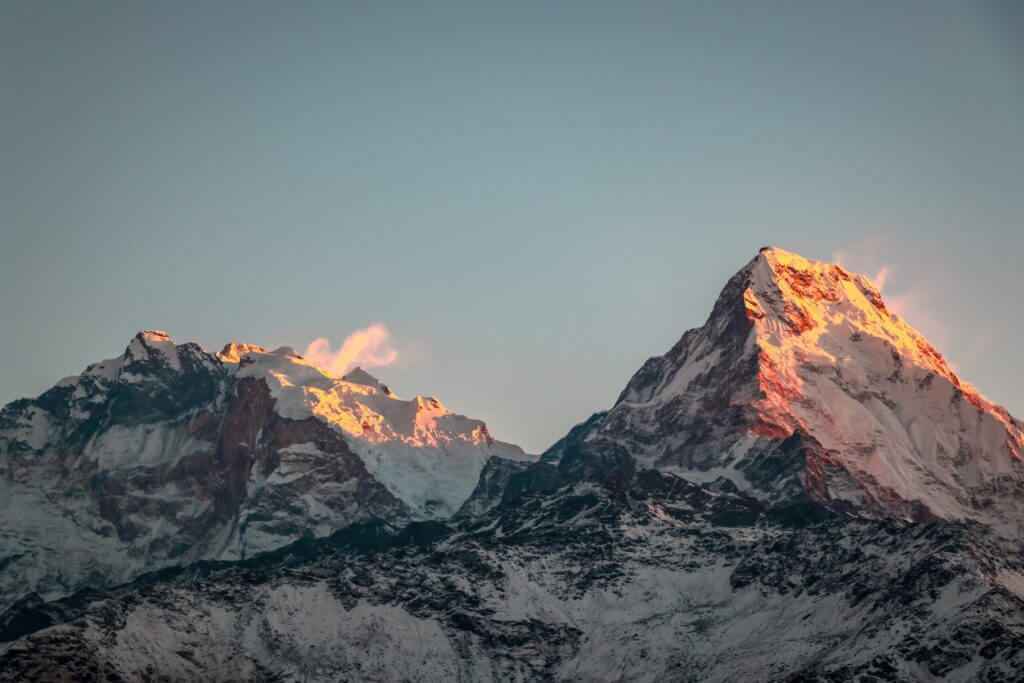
[0,332,528,610]
[566,247,1024,536]
[216,344,531,517]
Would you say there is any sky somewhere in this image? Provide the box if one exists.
[1,1,1022,453]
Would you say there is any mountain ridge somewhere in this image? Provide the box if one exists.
[2,246,1023,681]
[0,330,528,611]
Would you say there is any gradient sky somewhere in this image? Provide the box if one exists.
[1,1,1021,453]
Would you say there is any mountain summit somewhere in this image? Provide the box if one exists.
[558,246,1024,534]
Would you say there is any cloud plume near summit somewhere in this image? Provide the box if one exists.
[831,234,992,375]
[303,323,398,376]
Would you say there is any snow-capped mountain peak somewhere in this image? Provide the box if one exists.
[741,247,1022,442]
[0,330,530,610]
[215,341,270,363]
[594,247,1024,534]
[122,329,181,370]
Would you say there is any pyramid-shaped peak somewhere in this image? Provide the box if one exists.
[737,247,962,384]
[123,329,182,369]
[595,246,1024,534]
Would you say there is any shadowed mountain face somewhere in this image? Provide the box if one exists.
[2,248,1023,681]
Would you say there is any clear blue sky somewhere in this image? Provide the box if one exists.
[2,1,1021,453]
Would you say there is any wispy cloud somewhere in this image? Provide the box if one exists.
[303,323,398,376]
[884,287,952,352]
[832,231,951,345]
[871,265,891,291]
[832,232,893,291]
[831,231,993,378]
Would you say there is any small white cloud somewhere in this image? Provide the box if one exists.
[303,323,398,376]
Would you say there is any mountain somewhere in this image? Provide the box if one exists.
[0,331,527,610]
[561,247,1024,535]
[2,247,1023,681]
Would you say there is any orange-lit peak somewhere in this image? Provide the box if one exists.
[216,342,269,364]
[756,246,869,295]
[743,246,1015,425]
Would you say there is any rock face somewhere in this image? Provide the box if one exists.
[0,331,527,610]
[2,248,1024,681]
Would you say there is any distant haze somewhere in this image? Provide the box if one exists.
[1,1,1021,453]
